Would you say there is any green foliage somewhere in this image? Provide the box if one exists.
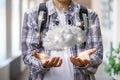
[104,42,120,77]
[104,65,111,75]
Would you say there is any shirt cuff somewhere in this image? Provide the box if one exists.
[31,56,50,74]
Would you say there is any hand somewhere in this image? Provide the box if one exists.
[70,48,96,67]
[33,50,62,68]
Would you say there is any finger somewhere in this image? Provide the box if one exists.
[87,48,96,56]
[56,59,62,67]
[76,58,85,66]
[70,57,80,66]
[77,55,90,66]
[47,57,56,67]
[70,57,75,64]
[32,50,40,59]
[42,60,49,68]
[32,50,37,56]
[53,57,60,67]
[84,59,90,64]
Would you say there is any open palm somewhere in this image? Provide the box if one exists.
[70,48,96,67]
[33,51,62,68]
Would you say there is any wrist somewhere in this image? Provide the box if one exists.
[75,64,89,69]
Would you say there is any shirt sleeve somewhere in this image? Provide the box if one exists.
[86,10,103,74]
[77,10,103,74]
[21,10,49,74]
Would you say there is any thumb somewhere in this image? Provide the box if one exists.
[87,48,96,56]
[33,50,39,58]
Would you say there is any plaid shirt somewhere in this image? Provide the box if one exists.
[22,0,103,80]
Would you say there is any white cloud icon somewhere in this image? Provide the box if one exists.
[43,25,86,50]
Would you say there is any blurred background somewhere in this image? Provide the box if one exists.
[0,0,120,80]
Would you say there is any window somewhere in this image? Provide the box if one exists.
[11,0,20,56]
[101,0,114,29]
[0,0,6,62]
[101,0,114,62]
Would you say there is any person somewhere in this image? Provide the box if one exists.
[22,0,103,80]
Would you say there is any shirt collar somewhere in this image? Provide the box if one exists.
[46,0,75,15]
